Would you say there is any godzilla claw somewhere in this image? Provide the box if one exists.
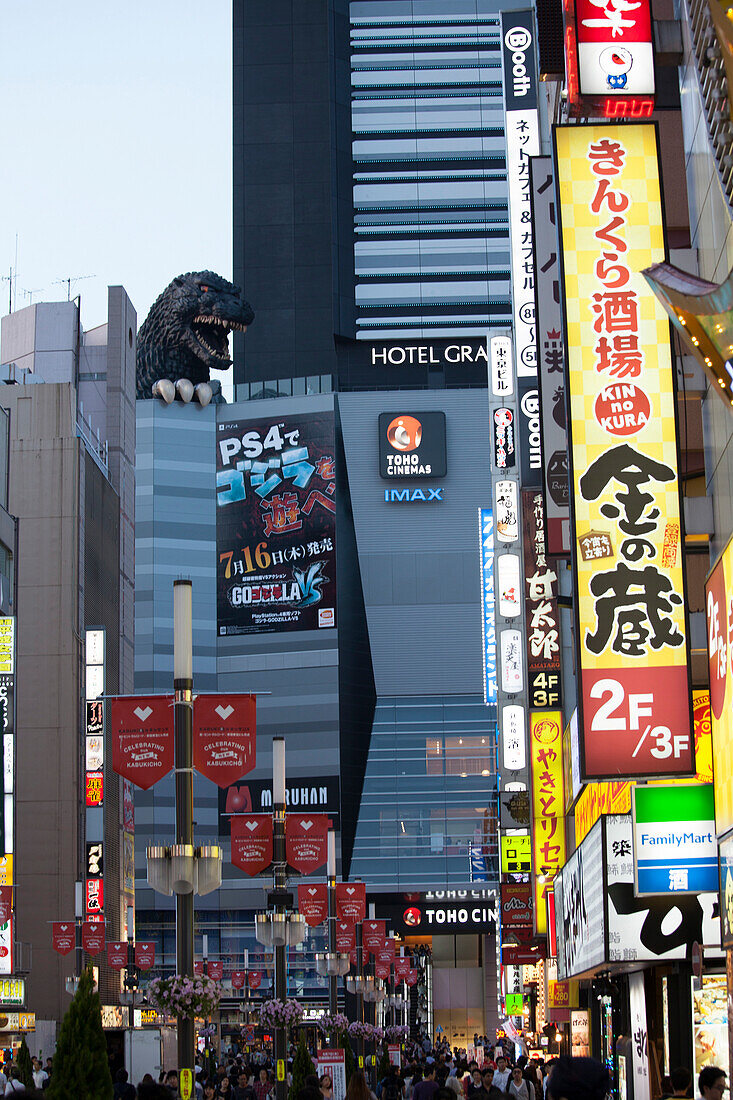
[176,378,194,403]
[152,379,175,404]
[194,383,213,407]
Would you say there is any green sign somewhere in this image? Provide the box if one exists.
[505,993,524,1015]
[633,784,717,896]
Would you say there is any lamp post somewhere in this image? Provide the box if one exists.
[327,831,337,1016]
[174,579,195,1081]
[272,737,288,1100]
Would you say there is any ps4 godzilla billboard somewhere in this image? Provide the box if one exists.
[216,411,337,635]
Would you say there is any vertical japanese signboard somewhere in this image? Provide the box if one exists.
[574,0,655,98]
[530,711,566,933]
[216,411,337,635]
[479,509,497,704]
[555,123,692,780]
[522,492,561,710]
[705,533,733,835]
[530,157,570,556]
[501,11,540,378]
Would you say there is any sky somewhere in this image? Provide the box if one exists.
[0,1,232,342]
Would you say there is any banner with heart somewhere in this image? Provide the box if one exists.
[349,948,358,967]
[297,883,329,927]
[111,696,174,790]
[52,922,75,956]
[336,921,356,952]
[194,961,204,976]
[335,882,365,924]
[107,941,128,970]
[394,956,411,980]
[406,968,419,987]
[193,694,256,788]
[207,960,224,981]
[230,814,273,876]
[285,814,329,875]
[135,942,156,970]
[375,961,391,980]
[231,970,246,989]
[361,919,386,953]
[376,940,395,965]
[82,921,105,956]
[248,970,263,989]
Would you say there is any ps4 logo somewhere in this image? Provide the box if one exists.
[384,488,443,503]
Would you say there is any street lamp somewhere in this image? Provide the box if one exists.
[315,952,350,977]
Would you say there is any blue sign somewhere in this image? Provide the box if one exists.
[479,508,497,704]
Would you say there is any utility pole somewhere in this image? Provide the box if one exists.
[272,738,288,1100]
[174,579,195,1080]
[327,831,338,1016]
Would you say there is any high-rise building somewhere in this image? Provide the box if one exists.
[232,0,529,392]
[0,290,136,1051]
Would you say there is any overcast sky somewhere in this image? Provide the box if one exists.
[0,1,232,337]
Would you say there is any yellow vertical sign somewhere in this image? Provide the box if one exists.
[555,123,691,780]
[530,712,565,934]
[180,1069,193,1100]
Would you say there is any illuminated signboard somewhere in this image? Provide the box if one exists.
[378,412,446,479]
[0,978,24,1006]
[479,509,497,704]
[555,123,692,780]
[501,833,532,875]
[706,532,733,835]
[632,784,717,896]
[501,11,540,378]
[522,491,561,709]
[574,0,654,98]
[86,772,104,807]
[530,712,566,933]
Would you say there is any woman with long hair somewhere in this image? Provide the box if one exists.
[346,1070,378,1100]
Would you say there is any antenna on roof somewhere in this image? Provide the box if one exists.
[53,274,95,301]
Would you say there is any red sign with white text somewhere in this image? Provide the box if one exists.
[285,814,329,874]
[406,969,419,987]
[375,961,391,980]
[248,970,263,989]
[107,941,128,970]
[111,696,174,790]
[82,921,105,955]
[336,882,366,923]
[376,941,395,965]
[194,961,204,976]
[230,815,273,876]
[86,877,104,915]
[135,942,156,970]
[207,961,224,981]
[298,884,329,928]
[193,694,256,788]
[231,971,246,989]
[336,922,356,952]
[0,887,12,926]
[52,923,75,956]
[574,0,654,97]
[500,884,534,929]
[362,920,386,953]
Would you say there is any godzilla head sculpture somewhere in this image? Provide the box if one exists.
[136,270,254,404]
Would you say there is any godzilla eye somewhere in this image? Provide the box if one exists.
[200,285,209,293]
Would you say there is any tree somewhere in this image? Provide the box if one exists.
[48,966,113,1100]
[289,1035,317,1100]
[17,1038,33,1088]
[342,1031,356,1085]
[377,1043,390,1084]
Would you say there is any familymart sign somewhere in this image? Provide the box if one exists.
[632,785,717,896]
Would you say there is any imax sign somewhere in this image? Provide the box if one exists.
[384,488,443,503]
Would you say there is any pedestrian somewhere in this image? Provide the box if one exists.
[698,1068,728,1100]
[320,1076,334,1100]
[235,1070,256,1100]
[546,1057,610,1100]
[492,1059,510,1094]
[254,1068,273,1100]
[413,1066,439,1100]
[114,1068,136,1100]
[508,1066,534,1100]
[4,1068,25,1094]
[482,1068,505,1100]
[660,1069,693,1100]
[29,1062,46,1093]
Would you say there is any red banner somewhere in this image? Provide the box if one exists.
[194,961,204,976]
[230,815,273,876]
[52,922,75,956]
[501,944,546,966]
[135,942,156,970]
[375,961,391,980]
[362,919,386,953]
[193,694,256,788]
[406,969,419,987]
[394,957,411,980]
[298,884,329,928]
[500,884,534,929]
[86,878,104,915]
[336,921,356,952]
[207,961,223,981]
[111,696,174,790]
[231,971,246,989]
[349,948,358,968]
[248,970,263,989]
[335,882,365,923]
[82,921,105,955]
[285,814,329,874]
[376,940,395,964]
[0,887,12,926]
[107,941,128,970]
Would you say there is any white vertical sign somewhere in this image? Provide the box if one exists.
[629,972,650,1100]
